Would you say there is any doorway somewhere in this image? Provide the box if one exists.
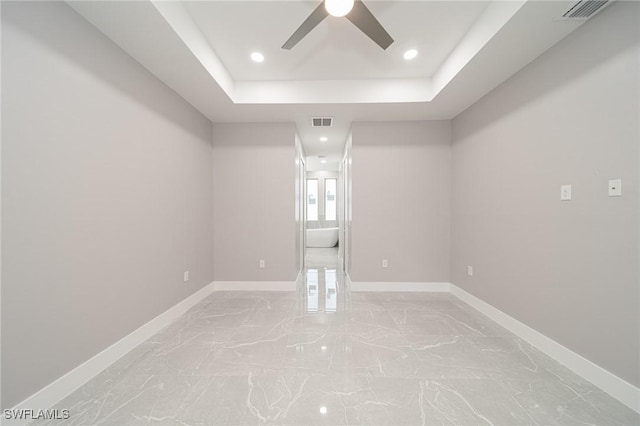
[300,161,346,273]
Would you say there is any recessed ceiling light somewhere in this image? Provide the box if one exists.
[403,49,418,60]
[320,137,328,142]
[250,52,264,63]
[320,159,327,163]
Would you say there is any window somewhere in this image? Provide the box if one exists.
[307,179,318,221]
[325,178,337,221]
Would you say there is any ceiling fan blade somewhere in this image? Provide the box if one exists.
[346,0,394,50]
[282,2,329,50]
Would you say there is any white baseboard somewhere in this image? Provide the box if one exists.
[7,281,217,425]
[349,281,450,292]
[213,281,297,291]
[449,283,640,414]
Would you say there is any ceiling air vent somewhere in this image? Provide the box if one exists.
[559,0,612,19]
[311,117,333,127]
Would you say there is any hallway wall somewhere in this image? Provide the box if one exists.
[350,121,451,283]
[450,0,640,387]
[212,123,297,282]
[1,1,214,408]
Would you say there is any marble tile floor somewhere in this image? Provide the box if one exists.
[32,267,638,425]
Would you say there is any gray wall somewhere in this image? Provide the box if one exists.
[450,1,639,387]
[212,123,297,282]
[1,1,214,408]
[350,121,451,283]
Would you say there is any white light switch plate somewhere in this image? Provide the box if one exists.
[608,179,622,197]
[560,185,572,201]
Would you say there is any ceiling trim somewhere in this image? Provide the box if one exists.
[234,78,432,104]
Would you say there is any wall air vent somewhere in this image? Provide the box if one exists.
[559,0,612,20]
[311,117,333,127]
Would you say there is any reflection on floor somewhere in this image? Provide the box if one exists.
[33,255,638,425]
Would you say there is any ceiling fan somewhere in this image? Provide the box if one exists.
[282,0,394,50]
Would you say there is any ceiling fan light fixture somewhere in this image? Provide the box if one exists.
[282,0,393,50]
[325,0,355,17]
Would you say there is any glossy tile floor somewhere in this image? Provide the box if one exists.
[34,250,638,425]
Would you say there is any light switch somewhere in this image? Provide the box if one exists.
[608,179,622,197]
[560,185,572,201]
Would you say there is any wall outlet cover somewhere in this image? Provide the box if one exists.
[560,184,572,201]
[608,179,622,197]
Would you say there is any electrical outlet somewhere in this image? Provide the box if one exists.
[467,266,473,277]
[259,260,265,269]
[183,271,189,282]
[382,259,388,268]
[560,185,572,201]
[608,179,622,197]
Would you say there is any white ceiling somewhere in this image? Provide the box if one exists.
[183,1,490,81]
[68,0,592,166]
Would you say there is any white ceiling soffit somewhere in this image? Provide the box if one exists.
[148,0,526,105]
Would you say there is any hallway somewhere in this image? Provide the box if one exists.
[32,253,638,425]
